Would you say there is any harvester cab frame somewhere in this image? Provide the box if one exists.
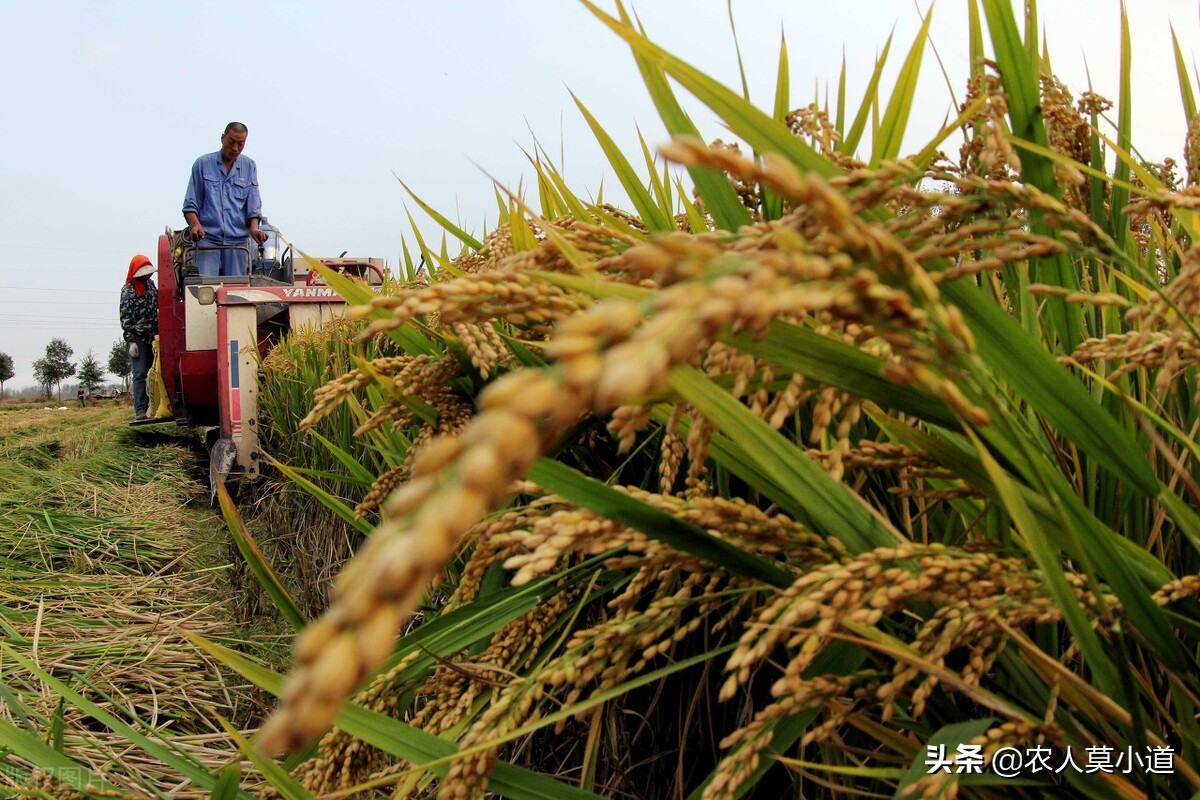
[173,224,297,287]
[151,224,385,497]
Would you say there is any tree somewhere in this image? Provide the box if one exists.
[36,338,75,401]
[31,358,53,400]
[0,352,13,398]
[108,340,131,390]
[77,350,105,392]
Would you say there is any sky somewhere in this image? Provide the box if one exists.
[0,0,1194,392]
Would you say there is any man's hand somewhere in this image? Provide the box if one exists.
[188,222,205,241]
[128,342,140,359]
[250,226,269,245]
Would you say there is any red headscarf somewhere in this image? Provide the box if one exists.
[126,254,153,297]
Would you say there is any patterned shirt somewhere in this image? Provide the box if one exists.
[119,282,158,342]
[182,152,263,244]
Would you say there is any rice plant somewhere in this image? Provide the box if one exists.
[239,2,1200,798]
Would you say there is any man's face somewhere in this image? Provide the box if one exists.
[220,130,248,161]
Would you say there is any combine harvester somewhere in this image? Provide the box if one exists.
[143,227,385,495]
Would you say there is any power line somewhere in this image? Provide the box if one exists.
[0,300,114,306]
[0,285,118,293]
[0,327,115,330]
[0,245,131,255]
[2,316,116,323]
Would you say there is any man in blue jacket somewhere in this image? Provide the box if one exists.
[182,122,269,277]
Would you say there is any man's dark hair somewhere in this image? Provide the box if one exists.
[224,122,248,135]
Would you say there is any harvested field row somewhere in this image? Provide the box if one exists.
[0,405,266,797]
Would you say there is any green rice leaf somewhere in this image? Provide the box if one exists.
[836,50,847,135]
[308,430,377,486]
[582,0,763,230]
[669,366,901,552]
[1173,25,1198,120]
[1024,0,1039,71]
[727,0,750,101]
[966,431,1121,697]
[968,0,984,80]
[841,35,894,156]
[265,454,375,537]
[676,177,710,233]
[220,720,314,800]
[940,279,1158,496]
[216,475,308,631]
[638,128,676,225]
[587,0,838,181]
[763,32,790,220]
[400,208,441,280]
[872,6,932,166]
[187,635,606,800]
[895,718,997,796]
[981,0,1055,192]
[278,464,372,490]
[398,179,483,251]
[1109,3,1132,250]
[573,93,673,232]
[532,151,593,222]
[528,458,794,588]
[400,236,416,283]
[212,763,244,800]
[0,713,122,796]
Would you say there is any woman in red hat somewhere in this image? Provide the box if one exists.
[119,254,158,420]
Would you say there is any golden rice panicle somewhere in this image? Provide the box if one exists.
[1039,74,1091,198]
[703,671,872,800]
[353,359,464,437]
[413,590,576,737]
[1154,574,1200,605]
[258,368,578,756]
[353,463,406,519]
[450,321,508,378]
[273,293,674,754]
[263,281,696,753]
[706,138,762,215]
[607,403,652,454]
[657,415,686,493]
[440,568,727,796]
[957,67,1022,180]
[1187,111,1200,187]
[722,546,1049,702]
[1070,247,1200,395]
[301,366,371,430]
[265,164,1019,755]
[451,498,559,606]
[300,354,428,430]
[786,102,841,155]
[353,268,584,341]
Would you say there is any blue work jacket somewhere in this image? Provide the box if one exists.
[182,152,263,244]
